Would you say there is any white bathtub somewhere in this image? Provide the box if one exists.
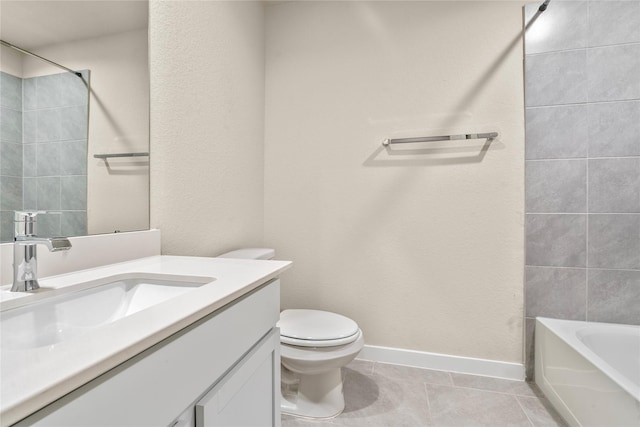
[535,317,640,427]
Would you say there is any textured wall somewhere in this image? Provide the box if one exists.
[524,0,640,378]
[264,1,526,363]
[149,1,265,256]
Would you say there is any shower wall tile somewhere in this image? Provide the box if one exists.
[524,318,536,381]
[587,101,640,158]
[37,142,61,177]
[36,177,60,210]
[526,214,587,267]
[23,78,37,111]
[524,1,588,55]
[60,140,87,175]
[525,105,588,159]
[1,142,23,177]
[0,72,22,110]
[38,213,61,238]
[588,269,640,324]
[525,266,587,320]
[23,177,37,209]
[60,106,88,141]
[588,1,640,47]
[60,73,89,107]
[22,111,37,144]
[0,107,22,143]
[525,160,586,213]
[36,109,61,143]
[588,158,640,213]
[23,144,37,177]
[588,214,640,269]
[587,44,640,102]
[61,176,87,210]
[37,74,64,109]
[0,176,23,211]
[0,210,14,242]
[61,211,87,237]
[525,50,587,107]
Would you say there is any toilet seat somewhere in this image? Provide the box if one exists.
[278,309,360,347]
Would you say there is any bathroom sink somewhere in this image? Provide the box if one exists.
[0,274,213,351]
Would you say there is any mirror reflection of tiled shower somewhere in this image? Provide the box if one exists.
[0,68,89,242]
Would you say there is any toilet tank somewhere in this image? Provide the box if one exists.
[217,248,275,260]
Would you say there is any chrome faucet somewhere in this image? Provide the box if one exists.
[12,211,72,292]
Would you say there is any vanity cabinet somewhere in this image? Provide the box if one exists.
[14,280,281,427]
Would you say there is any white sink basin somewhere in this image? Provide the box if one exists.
[1,274,213,350]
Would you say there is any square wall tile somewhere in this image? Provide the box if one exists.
[526,214,587,267]
[524,1,588,55]
[60,73,89,107]
[23,177,37,210]
[36,73,63,109]
[588,158,640,213]
[0,72,22,110]
[588,1,640,47]
[61,176,87,210]
[0,210,15,242]
[588,269,640,324]
[59,106,88,141]
[61,211,87,237]
[37,214,61,238]
[36,109,61,143]
[37,142,61,177]
[588,214,640,269]
[0,107,22,143]
[588,101,640,157]
[525,266,587,320]
[36,177,60,210]
[22,111,37,144]
[1,142,23,177]
[525,50,587,107]
[525,105,588,159]
[22,78,36,111]
[524,318,536,381]
[23,144,37,177]
[587,44,640,102]
[526,160,586,213]
[0,176,22,211]
[60,140,87,175]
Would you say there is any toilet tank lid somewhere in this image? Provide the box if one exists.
[278,309,359,342]
[217,248,275,260]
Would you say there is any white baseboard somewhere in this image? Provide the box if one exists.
[357,344,525,381]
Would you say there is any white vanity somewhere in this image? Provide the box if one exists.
[0,254,291,426]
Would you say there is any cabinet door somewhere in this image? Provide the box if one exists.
[195,328,280,427]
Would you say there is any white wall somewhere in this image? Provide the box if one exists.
[22,30,150,235]
[264,1,525,363]
[149,1,265,256]
[0,46,23,76]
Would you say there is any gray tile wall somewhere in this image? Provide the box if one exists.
[524,1,640,379]
[0,70,89,242]
[1,71,24,242]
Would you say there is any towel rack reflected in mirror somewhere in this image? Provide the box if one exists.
[94,152,149,159]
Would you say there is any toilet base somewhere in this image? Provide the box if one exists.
[280,366,345,419]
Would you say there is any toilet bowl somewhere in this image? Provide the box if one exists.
[217,248,365,419]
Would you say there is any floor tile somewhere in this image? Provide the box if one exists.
[517,395,568,427]
[373,362,453,386]
[427,384,532,427]
[339,366,432,426]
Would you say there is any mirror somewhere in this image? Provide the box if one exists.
[0,1,149,243]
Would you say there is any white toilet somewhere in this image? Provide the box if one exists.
[217,248,364,419]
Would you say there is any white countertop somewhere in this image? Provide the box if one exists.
[0,255,291,425]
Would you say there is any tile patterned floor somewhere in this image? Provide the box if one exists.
[282,360,567,427]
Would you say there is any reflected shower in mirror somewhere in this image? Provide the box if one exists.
[0,42,90,242]
[0,1,149,243]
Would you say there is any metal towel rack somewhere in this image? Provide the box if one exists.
[382,132,498,147]
[94,152,149,159]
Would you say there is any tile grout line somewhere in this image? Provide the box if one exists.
[514,394,537,427]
